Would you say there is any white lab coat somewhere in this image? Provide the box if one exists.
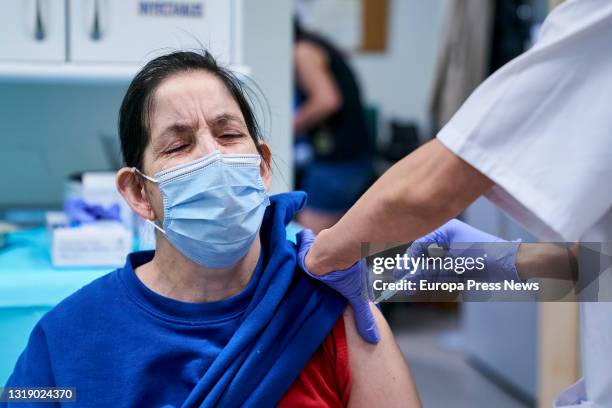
[436,0,612,406]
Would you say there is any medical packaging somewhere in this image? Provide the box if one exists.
[47,212,132,267]
[72,172,134,229]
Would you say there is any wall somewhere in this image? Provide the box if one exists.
[351,0,447,139]
[0,0,293,208]
[462,197,538,400]
[242,0,293,193]
[0,82,127,207]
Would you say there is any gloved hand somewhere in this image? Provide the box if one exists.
[64,198,122,224]
[296,229,380,344]
[403,219,522,282]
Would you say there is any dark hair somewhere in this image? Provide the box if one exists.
[119,50,266,171]
[293,17,305,42]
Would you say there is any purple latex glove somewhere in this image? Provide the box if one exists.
[64,198,122,224]
[296,229,380,344]
[403,219,522,282]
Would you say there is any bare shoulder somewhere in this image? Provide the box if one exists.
[294,40,327,65]
[343,304,421,408]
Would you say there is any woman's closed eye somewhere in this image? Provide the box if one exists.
[165,143,190,154]
[218,132,244,141]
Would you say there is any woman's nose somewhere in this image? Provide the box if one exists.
[193,133,220,157]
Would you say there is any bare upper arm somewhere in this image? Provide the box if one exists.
[344,304,421,408]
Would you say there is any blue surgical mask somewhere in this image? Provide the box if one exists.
[134,150,270,268]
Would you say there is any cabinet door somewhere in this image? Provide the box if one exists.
[69,0,235,64]
[0,0,66,62]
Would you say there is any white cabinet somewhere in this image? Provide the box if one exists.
[0,0,66,62]
[0,0,242,82]
[68,0,237,64]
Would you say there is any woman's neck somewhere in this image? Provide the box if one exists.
[135,236,261,303]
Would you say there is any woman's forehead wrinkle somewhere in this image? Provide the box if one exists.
[151,72,245,138]
[197,91,242,124]
[152,94,199,133]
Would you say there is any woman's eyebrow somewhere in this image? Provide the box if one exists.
[160,123,195,137]
[213,113,244,126]
[151,123,194,152]
[153,115,243,150]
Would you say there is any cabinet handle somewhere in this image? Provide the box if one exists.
[90,0,102,41]
[34,0,46,41]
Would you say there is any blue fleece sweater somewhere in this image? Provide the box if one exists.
[2,192,346,408]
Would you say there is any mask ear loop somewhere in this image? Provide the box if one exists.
[144,218,166,235]
[132,167,167,235]
[132,167,158,183]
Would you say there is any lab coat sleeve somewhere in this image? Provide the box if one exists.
[437,0,612,241]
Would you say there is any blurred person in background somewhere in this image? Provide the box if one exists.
[293,19,374,233]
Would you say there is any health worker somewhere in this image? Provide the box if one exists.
[298,1,612,406]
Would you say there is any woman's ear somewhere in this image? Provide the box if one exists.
[116,167,156,220]
[258,142,273,190]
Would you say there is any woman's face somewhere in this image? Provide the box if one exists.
[140,70,270,223]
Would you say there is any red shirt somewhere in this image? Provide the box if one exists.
[279,316,351,407]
